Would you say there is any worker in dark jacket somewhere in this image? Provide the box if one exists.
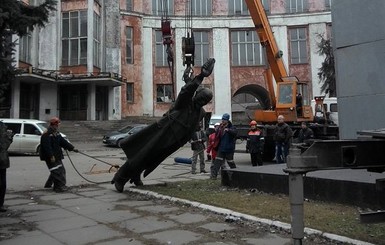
[298,122,314,145]
[246,120,264,166]
[112,58,215,192]
[0,122,13,212]
[273,115,293,164]
[40,117,78,192]
[210,113,237,179]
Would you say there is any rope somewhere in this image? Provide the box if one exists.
[65,150,116,184]
[77,151,120,169]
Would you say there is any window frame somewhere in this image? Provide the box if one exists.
[155,30,168,66]
[19,30,32,64]
[286,0,308,13]
[152,0,174,16]
[126,0,132,11]
[61,10,88,66]
[126,83,134,102]
[230,30,266,66]
[156,84,174,103]
[191,0,212,16]
[289,27,308,64]
[261,0,270,14]
[125,26,133,64]
[228,0,249,16]
[93,12,101,67]
[193,31,210,66]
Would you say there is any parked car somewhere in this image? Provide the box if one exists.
[103,124,147,147]
[0,118,67,155]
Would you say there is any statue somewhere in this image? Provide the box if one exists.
[112,58,216,192]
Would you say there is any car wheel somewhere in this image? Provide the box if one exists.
[117,139,122,147]
[36,145,41,156]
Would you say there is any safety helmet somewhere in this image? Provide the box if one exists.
[249,120,257,126]
[49,117,61,126]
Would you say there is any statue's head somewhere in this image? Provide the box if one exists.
[193,87,213,107]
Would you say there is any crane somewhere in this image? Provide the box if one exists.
[245,0,314,123]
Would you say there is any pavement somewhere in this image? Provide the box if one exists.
[0,140,377,245]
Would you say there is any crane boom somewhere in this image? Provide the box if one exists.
[245,0,288,81]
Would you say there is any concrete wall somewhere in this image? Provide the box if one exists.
[332,0,385,139]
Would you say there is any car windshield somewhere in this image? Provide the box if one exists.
[209,119,222,126]
[118,125,134,133]
[36,123,47,132]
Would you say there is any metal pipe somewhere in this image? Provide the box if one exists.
[289,172,304,245]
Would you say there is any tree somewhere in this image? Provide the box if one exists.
[0,0,56,102]
[317,34,336,97]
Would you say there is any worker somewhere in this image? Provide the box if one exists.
[40,117,78,192]
[298,122,314,145]
[246,120,264,166]
[273,115,293,164]
[210,113,237,179]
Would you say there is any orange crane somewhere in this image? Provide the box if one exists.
[245,0,314,123]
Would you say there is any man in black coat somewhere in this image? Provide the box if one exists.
[112,58,216,192]
[0,122,13,212]
[40,117,78,192]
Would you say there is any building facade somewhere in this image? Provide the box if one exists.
[5,0,332,122]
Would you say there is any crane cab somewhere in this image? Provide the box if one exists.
[254,77,313,123]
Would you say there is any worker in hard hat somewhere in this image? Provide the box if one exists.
[40,117,78,193]
[246,120,264,166]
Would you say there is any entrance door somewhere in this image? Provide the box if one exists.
[59,84,87,120]
[95,86,108,120]
[20,82,40,119]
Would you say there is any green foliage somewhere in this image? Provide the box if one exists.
[0,0,56,102]
[317,34,336,97]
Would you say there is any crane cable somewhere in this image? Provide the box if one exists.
[160,0,175,100]
[182,0,195,69]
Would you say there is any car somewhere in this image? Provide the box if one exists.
[102,124,147,147]
[0,118,67,155]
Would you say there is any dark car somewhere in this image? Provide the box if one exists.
[102,124,147,147]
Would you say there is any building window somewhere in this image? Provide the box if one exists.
[19,30,32,64]
[62,11,88,66]
[155,30,168,66]
[194,31,209,66]
[286,0,307,13]
[93,12,101,67]
[126,27,133,64]
[191,0,212,16]
[126,0,132,11]
[231,30,266,66]
[289,27,308,64]
[156,84,174,103]
[228,0,248,16]
[126,83,134,102]
[261,0,270,14]
[325,0,331,11]
[152,0,174,16]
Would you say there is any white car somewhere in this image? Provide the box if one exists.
[0,118,67,155]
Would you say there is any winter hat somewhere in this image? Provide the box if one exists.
[222,113,230,121]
